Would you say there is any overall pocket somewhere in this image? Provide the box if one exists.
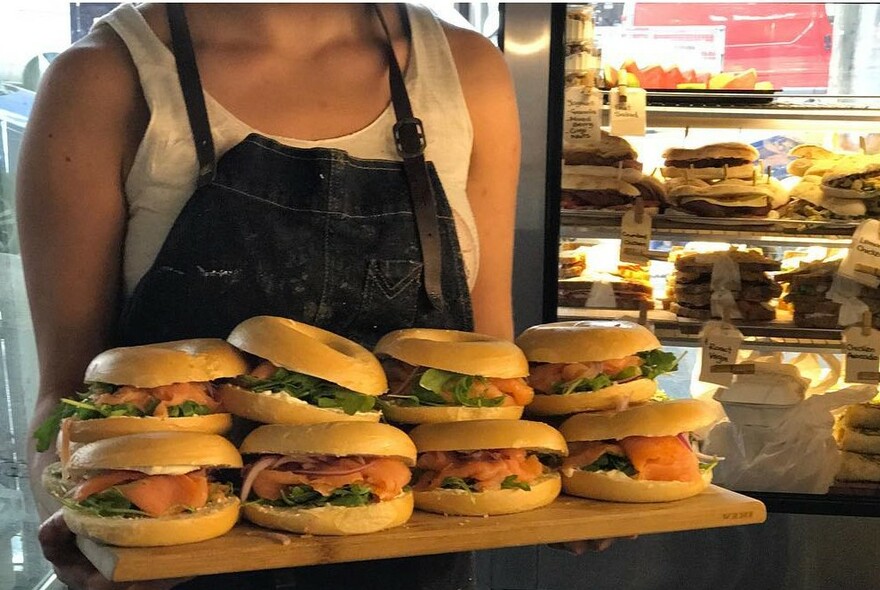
[350,259,423,340]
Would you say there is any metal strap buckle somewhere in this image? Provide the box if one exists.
[393,117,427,158]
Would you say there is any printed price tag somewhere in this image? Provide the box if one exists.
[710,363,756,375]
[843,325,880,384]
[609,86,646,137]
[564,86,603,146]
[699,321,744,387]
[619,206,652,264]
[839,219,880,288]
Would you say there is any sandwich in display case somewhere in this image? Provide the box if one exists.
[544,2,880,516]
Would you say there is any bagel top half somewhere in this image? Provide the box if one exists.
[228,316,387,395]
[374,328,528,379]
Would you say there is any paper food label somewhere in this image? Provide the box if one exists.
[829,273,869,327]
[609,87,646,137]
[699,321,744,387]
[564,86,603,146]
[709,254,741,319]
[585,281,617,308]
[619,208,652,264]
[843,326,880,384]
[839,220,880,288]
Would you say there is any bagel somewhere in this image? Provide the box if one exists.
[238,423,415,535]
[408,421,566,515]
[558,400,717,503]
[222,316,386,423]
[49,433,242,546]
[516,321,677,417]
[375,328,532,424]
[35,339,245,456]
[228,316,387,395]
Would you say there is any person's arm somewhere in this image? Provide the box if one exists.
[18,26,142,519]
[444,27,521,341]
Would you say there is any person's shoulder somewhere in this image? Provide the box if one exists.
[439,21,509,89]
[38,23,140,114]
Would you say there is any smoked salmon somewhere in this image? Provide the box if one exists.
[69,469,210,517]
[91,382,220,417]
[70,470,147,502]
[414,449,544,492]
[619,436,701,483]
[248,457,410,502]
[116,470,209,517]
[528,357,644,394]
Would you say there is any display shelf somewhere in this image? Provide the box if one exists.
[560,210,856,247]
[594,94,880,130]
[556,307,842,351]
[76,487,764,582]
[744,491,880,518]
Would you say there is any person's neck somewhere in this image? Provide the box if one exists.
[187,3,381,50]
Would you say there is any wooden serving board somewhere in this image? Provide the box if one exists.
[79,485,765,582]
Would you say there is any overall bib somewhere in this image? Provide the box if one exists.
[117,4,474,350]
[115,5,476,589]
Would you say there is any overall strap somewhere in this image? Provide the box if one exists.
[374,4,445,311]
[167,4,216,187]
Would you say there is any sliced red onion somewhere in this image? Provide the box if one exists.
[676,432,691,450]
[270,455,372,476]
[695,450,724,462]
[240,455,280,502]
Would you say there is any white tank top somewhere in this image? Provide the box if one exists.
[96,4,479,295]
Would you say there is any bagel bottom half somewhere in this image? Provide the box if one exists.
[381,403,523,424]
[242,491,413,535]
[414,473,560,516]
[563,469,711,503]
[216,384,380,424]
[63,496,240,547]
[526,379,656,416]
[67,413,233,443]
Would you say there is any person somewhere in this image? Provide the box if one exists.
[18,3,520,589]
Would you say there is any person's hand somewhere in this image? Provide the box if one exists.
[548,536,638,555]
[39,511,191,590]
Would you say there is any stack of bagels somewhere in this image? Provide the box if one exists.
[374,327,568,516]
[42,317,719,549]
[515,321,717,502]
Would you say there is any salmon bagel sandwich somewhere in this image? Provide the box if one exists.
[374,328,534,424]
[43,432,242,546]
[408,420,567,516]
[217,316,385,424]
[33,339,246,461]
[559,399,718,502]
[516,321,678,416]
[238,422,415,535]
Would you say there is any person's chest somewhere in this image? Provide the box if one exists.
[192,37,410,141]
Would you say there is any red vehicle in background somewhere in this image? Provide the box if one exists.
[625,2,833,90]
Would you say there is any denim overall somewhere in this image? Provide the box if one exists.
[116,4,476,589]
